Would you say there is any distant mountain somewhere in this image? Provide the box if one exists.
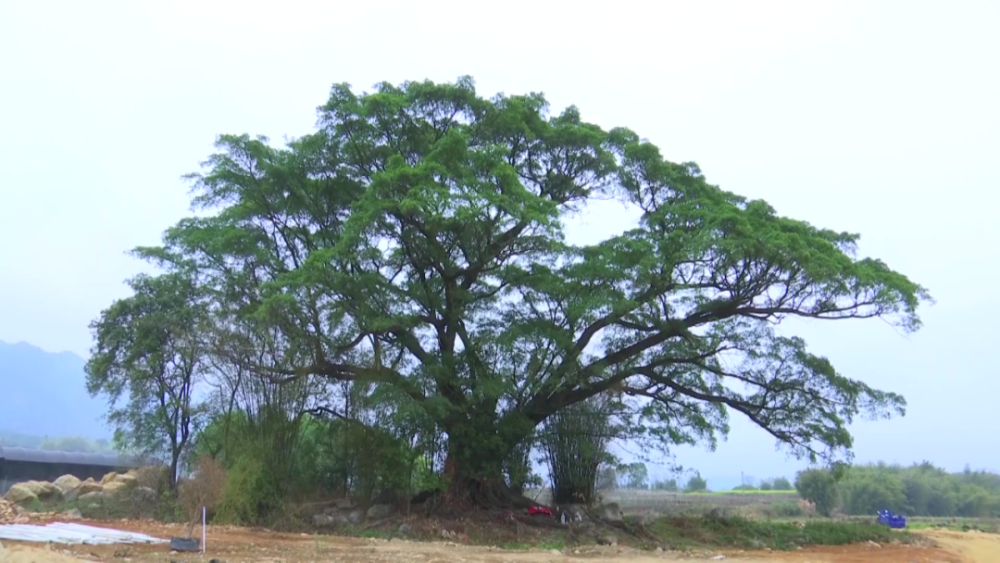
[0,340,110,440]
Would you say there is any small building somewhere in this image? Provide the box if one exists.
[0,446,140,494]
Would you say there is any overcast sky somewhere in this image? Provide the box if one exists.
[1,0,997,484]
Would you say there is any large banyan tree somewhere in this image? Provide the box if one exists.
[126,76,928,506]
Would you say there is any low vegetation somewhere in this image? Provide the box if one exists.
[795,463,1000,518]
[178,456,226,535]
[649,516,912,551]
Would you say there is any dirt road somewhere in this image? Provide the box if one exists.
[919,529,1000,563]
[2,520,995,563]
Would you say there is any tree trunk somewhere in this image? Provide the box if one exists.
[169,449,181,491]
[438,422,540,511]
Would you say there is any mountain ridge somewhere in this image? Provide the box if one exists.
[0,339,110,440]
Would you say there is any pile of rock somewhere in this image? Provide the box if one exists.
[0,498,28,524]
[2,469,155,511]
[312,497,399,528]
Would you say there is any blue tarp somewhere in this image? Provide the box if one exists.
[877,509,907,529]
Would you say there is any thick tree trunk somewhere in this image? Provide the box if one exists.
[438,422,540,511]
[169,453,180,491]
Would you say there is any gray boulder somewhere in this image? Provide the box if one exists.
[78,491,109,503]
[60,508,83,520]
[4,484,38,507]
[313,514,336,527]
[366,503,395,520]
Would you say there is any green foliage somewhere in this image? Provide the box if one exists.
[732,484,758,491]
[838,467,908,515]
[215,454,285,525]
[621,462,650,489]
[204,405,332,525]
[793,462,1000,518]
[684,473,708,493]
[596,464,619,490]
[758,477,793,491]
[540,395,618,504]
[196,398,426,516]
[85,272,208,486]
[837,463,1000,518]
[759,501,806,518]
[313,383,437,501]
[338,420,413,503]
[198,386,316,525]
[795,468,839,516]
[411,454,448,493]
[648,516,906,551]
[503,436,538,494]
[652,478,679,492]
[772,477,794,491]
[107,76,929,499]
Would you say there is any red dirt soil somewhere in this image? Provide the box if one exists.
[0,517,989,562]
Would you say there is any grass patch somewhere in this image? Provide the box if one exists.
[41,492,184,523]
[686,490,797,496]
[497,540,564,551]
[358,529,394,540]
[648,515,911,551]
[841,516,1000,535]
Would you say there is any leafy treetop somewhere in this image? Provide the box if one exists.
[131,76,929,484]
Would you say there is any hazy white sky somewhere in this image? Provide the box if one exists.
[1,0,997,484]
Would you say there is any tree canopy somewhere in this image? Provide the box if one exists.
[796,463,1000,518]
[86,272,207,487]
[115,76,929,503]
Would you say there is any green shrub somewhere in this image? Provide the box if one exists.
[684,473,708,493]
[761,501,806,518]
[795,469,838,516]
[793,463,1000,518]
[649,515,905,551]
[772,477,794,491]
[215,454,285,525]
[652,478,679,492]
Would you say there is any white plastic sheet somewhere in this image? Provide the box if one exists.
[0,522,168,545]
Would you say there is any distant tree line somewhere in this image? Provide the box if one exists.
[795,462,1000,518]
[732,477,794,492]
[0,430,114,453]
[595,463,792,494]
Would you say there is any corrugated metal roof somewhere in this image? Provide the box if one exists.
[0,446,138,467]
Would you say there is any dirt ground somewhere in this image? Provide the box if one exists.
[918,529,1000,563]
[2,519,997,563]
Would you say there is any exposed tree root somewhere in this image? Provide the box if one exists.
[511,513,567,529]
[583,507,662,546]
[415,478,548,514]
[407,482,664,547]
